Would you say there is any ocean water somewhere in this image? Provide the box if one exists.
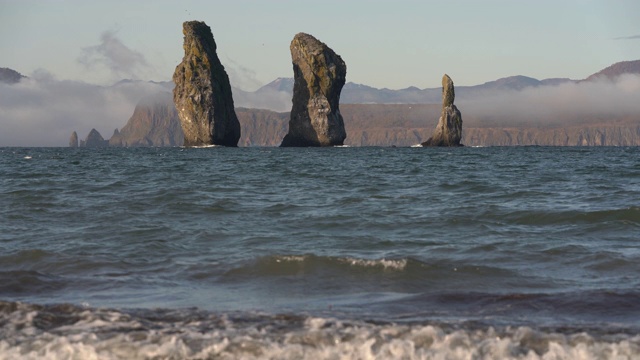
[0,146,639,359]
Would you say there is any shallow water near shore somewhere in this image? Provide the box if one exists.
[1,146,639,358]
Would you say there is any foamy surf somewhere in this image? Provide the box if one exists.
[187,144,220,149]
[271,255,408,270]
[337,257,408,270]
[0,302,637,360]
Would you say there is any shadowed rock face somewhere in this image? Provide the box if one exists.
[280,33,347,147]
[172,21,240,147]
[82,129,108,148]
[422,74,463,147]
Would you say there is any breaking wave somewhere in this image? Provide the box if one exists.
[0,301,637,360]
[223,254,412,279]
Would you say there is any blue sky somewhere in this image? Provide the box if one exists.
[1,0,639,90]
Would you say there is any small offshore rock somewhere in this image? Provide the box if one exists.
[82,129,108,148]
[281,33,347,147]
[69,131,78,148]
[422,74,463,147]
[172,21,240,147]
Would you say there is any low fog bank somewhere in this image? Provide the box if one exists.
[0,72,292,147]
[457,74,640,127]
[1,71,639,147]
[0,73,169,147]
[233,88,291,112]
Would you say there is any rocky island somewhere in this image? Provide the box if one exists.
[172,21,240,147]
[421,74,463,147]
[280,33,347,147]
[69,131,78,148]
[81,129,109,148]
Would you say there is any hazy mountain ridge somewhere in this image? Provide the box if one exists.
[2,59,640,146]
[248,60,640,108]
[585,60,640,81]
[0,68,26,84]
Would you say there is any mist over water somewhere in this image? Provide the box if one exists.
[2,67,640,147]
[459,74,640,127]
[0,76,169,146]
[1,146,639,358]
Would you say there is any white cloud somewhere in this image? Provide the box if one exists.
[78,31,154,81]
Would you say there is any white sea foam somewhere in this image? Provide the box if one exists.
[0,306,638,360]
[186,144,219,149]
[338,257,408,270]
[272,255,408,270]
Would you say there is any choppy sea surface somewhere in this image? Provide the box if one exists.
[1,146,639,359]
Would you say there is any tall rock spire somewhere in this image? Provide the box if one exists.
[422,74,463,147]
[280,33,347,147]
[68,131,78,148]
[172,21,241,147]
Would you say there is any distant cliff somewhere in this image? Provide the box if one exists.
[110,93,183,147]
[108,101,639,147]
[463,125,640,147]
[237,108,288,147]
[234,104,640,147]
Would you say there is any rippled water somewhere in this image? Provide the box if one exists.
[1,146,639,359]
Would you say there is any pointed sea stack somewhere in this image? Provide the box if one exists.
[421,74,463,147]
[82,129,108,148]
[172,21,240,147]
[280,33,347,147]
[69,131,78,148]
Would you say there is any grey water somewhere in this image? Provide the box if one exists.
[1,146,639,359]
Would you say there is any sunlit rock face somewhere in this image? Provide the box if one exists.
[69,131,78,148]
[280,33,347,147]
[422,74,463,147]
[172,21,240,147]
[109,93,184,147]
